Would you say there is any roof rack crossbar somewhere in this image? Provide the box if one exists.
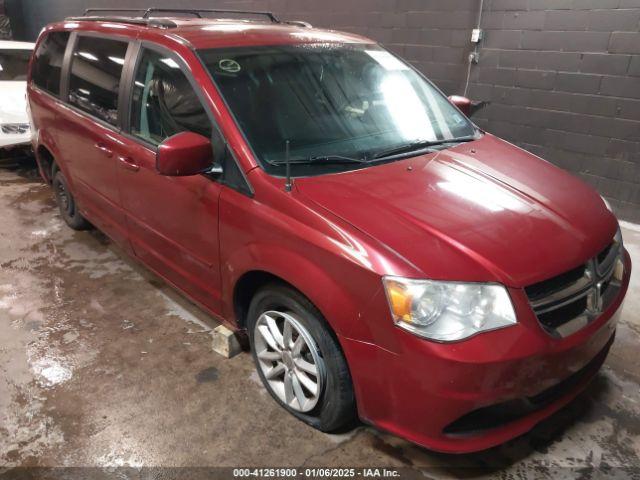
[67,15,177,29]
[83,8,149,16]
[142,8,202,18]
[82,7,279,23]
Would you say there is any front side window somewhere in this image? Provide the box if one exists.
[0,49,32,81]
[200,44,477,176]
[68,36,128,125]
[31,32,69,95]
[130,48,211,146]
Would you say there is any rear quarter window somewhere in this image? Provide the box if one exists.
[68,35,129,126]
[31,31,70,96]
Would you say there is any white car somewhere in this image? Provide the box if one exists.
[0,40,34,151]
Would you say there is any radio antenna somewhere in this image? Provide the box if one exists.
[284,140,293,192]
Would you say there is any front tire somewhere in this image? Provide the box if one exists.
[52,170,91,231]
[248,284,356,432]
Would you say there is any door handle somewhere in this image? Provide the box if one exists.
[94,143,113,158]
[118,155,139,172]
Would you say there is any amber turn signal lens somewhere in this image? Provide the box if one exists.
[385,280,413,322]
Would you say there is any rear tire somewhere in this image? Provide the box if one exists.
[52,170,91,231]
[248,284,356,432]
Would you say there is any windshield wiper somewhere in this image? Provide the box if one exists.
[371,136,476,160]
[270,154,369,166]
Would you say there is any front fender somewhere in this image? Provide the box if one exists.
[222,241,380,340]
[218,176,414,344]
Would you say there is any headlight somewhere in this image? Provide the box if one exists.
[382,276,517,342]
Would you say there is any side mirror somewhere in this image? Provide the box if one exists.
[156,132,218,176]
[448,95,472,117]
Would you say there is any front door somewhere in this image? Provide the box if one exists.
[115,46,223,313]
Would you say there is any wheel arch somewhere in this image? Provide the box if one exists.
[233,270,285,329]
[225,244,375,341]
[34,130,65,184]
[35,144,57,183]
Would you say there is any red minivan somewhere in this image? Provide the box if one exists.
[27,9,631,453]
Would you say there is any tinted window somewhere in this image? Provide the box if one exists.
[69,36,128,125]
[130,48,211,145]
[200,44,476,176]
[31,32,69,95]
[0,49,32,81]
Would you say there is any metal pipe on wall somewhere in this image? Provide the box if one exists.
[463,0,485,97]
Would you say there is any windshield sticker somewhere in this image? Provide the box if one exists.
[219,59,241,73]
[365,50,409,71]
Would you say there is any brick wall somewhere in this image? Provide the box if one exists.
[12,0,640,221]
[467,0,640,222]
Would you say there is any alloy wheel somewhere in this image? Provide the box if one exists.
[254,310,324,412]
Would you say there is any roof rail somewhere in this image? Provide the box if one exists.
[65,14,178,29]
[81,7,280,23]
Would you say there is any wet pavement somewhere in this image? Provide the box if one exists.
[0,159,639,479]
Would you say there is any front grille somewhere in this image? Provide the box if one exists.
[525,233,623,338]
[443,333,614,436]
[597,243,614,265]
[1,123,30,135]
[537,296,588,331]
[525,264,586,302]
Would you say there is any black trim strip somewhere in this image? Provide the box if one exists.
[59,31,76,100]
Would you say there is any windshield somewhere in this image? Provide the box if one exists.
[199,44,476,175]
[0,49,31,81]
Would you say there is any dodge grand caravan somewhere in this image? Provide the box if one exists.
[27,9,631,453]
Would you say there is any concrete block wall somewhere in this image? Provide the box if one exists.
[11,0,640,221]
[467,0,640,222]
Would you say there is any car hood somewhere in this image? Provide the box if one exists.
[0,81,28,123]
[295,134,618,287]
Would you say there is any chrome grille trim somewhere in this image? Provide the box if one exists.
[597,243,617,277]
[1,123,30,135]
[526,232,623,338]
[529,275,591,314]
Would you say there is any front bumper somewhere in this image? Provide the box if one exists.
[341,249,631,453]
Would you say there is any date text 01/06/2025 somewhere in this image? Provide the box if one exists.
[232,468,401,478]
